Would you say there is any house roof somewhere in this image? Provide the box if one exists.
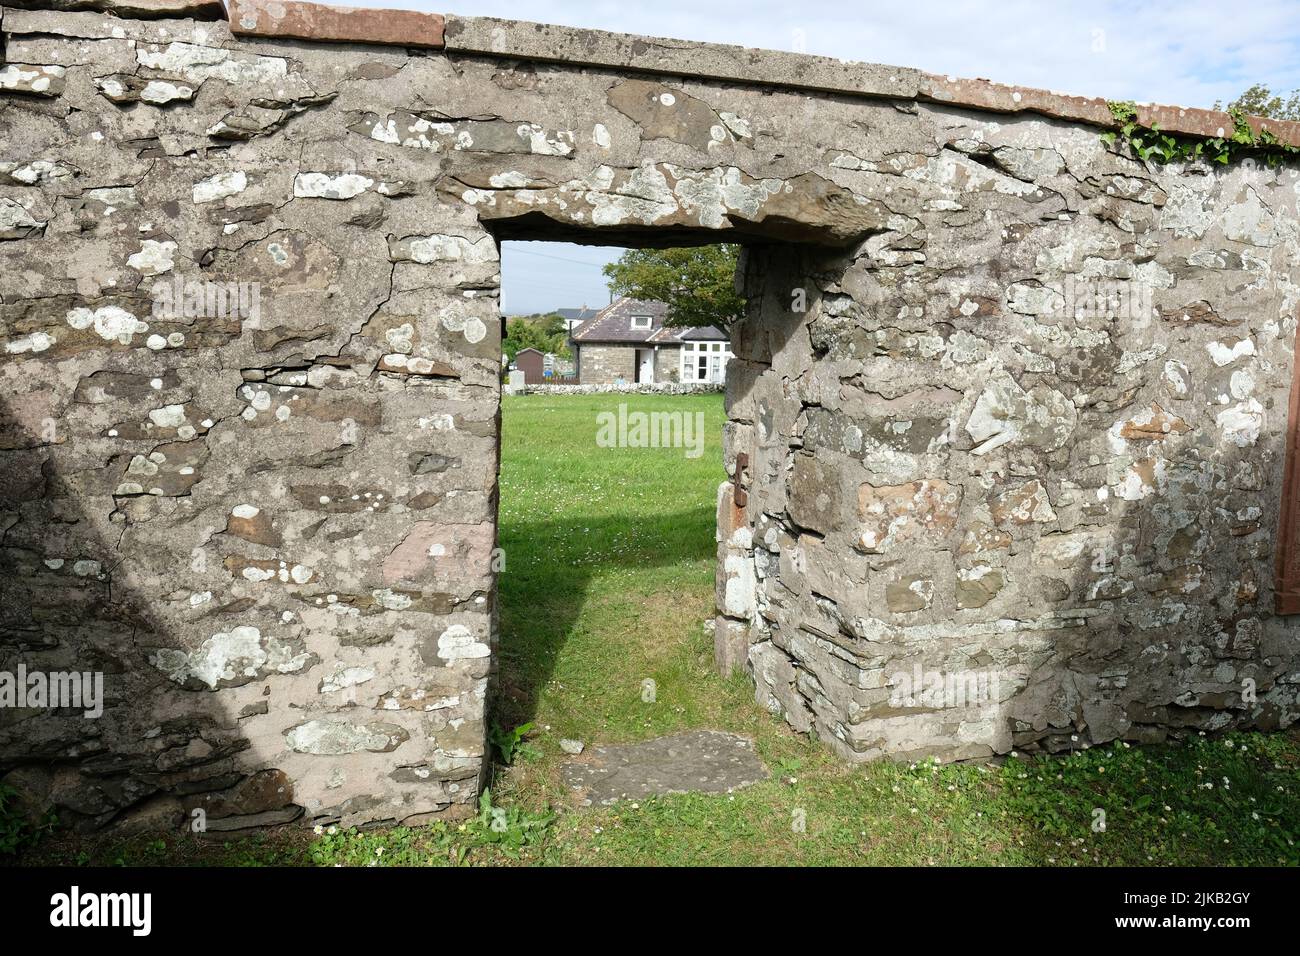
[570,297,728,345]
[555,307,598,322]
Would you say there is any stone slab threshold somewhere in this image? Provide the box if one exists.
[3,0,1295,147]
[560,730,769,807]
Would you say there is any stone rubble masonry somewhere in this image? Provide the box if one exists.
[577,344,635,385]
[1,0,1299,831]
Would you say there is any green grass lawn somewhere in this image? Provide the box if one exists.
[16,392,1300,866]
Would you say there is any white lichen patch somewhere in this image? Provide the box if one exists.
[136,42,287,86]
[320,664,377,693]
[0,63,65,96]
[140,80,196,104]
[719,111,752,139]
[66,306,147,344]
[127,239,177,275]
[5,331,53,354]
[192,170,247,204]
[149,625,310,689]
[516,123,575,156]
[1216,399,1263,447]
[402,233,499,264]
[148,404,187,428]
[1114,457,1167,501]
[439,309,488,344]
[488,171,531,188]
[436,624,490,660]
[293,172,375,200]
[1206,338,1255,366]
[384,323,415,353]
[284,719,403,755]
[372,588,412,610]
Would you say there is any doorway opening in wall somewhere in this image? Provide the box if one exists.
[493,238,749,800]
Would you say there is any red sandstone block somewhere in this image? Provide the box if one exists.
[225,0,445,49]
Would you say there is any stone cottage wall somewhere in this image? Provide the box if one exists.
[654,345,681,383]
[1,0,1299,828]
[577,345,636,385]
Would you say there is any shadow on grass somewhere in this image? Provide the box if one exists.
[494,505,715,728]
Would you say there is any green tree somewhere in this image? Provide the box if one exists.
[503,313,571,362]
[1214,84,1300,121]
[602,244,745,331]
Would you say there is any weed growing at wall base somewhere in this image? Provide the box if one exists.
[0,784,56,858]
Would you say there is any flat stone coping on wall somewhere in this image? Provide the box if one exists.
[1,0,225,17]
[225,0,443,47]
[6,0,1297,147]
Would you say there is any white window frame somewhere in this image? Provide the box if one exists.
[630,315,653,330]
[679,340,733,384]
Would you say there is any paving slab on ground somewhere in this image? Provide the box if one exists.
[560,730,768,806]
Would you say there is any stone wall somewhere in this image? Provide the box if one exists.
[577,344,681,384]
[0,3,502,829]
[2,0,1299,829]
[654,345,681,383]
[578,345,636,385]
[722,169,1300,761]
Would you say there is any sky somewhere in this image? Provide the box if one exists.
[348,0,1300,313]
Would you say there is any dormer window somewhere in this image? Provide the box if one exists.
[630,315,652,330]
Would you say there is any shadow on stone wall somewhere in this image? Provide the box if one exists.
[0,395,294,835]
[1039,413,1297,753]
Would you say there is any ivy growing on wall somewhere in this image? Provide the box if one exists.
[1101,100,1300,167]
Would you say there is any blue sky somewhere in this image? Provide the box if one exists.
[349,0,1300,313]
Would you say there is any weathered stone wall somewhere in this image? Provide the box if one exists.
[2,0,1299,829]
[654,345,681,383]
[0,5,503,829]
[722,152,1300,762]
[577,344,636,385]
